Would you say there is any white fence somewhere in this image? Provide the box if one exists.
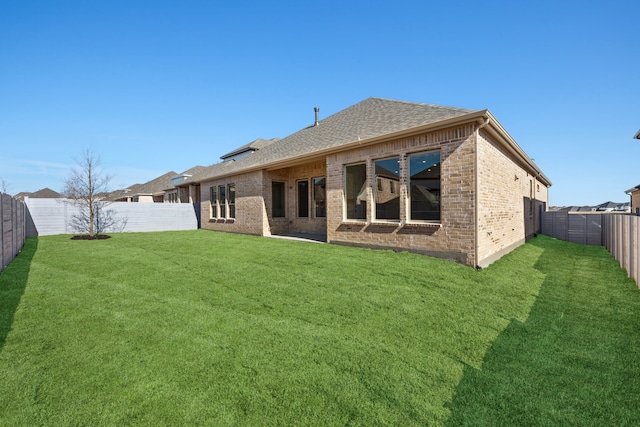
[1,193,26,273]
[604,214,640,287]
[24,198,198,237]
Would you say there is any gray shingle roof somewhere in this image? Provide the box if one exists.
[184,97,478,185]
[111,171,177,200]
[220,138,279,160]
[15,187,63,199]
[179,165,206,176]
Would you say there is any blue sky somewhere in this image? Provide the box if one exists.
[1,0,638,206]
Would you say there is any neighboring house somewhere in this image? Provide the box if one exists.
[549,206,594,213]
[600,201,630,212]
[550,202,629,213]
[176,97,551,268]
[594,201,624,212]
[626,185,640,214]
[110,171,177,203]
[15,187,63,200]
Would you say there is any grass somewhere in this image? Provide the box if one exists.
[0,231,638,426]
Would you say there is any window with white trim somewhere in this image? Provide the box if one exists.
[218,185,226,218]
[210,187,218,218]
[228,184,235,219]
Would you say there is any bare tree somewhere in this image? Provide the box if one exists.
[63,149,115,237]
[0,176,9,194]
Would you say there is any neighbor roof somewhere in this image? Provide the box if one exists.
[15,187,63,199]
[181,97,550,187]
[111,171,177,200]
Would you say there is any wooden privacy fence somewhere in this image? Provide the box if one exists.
[1,193,26,274]
[604,214,640,287]
[541,211,604,246]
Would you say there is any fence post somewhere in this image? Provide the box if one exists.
[629,216,636,281]
[1,194,4,271]
[11,197,16,261]
[635,218,640,287]
[0,193,28,274]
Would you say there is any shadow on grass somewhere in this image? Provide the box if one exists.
[0,237,38,351]
[445,236,640,426]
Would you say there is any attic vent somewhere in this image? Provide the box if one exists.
[314,107,320,126]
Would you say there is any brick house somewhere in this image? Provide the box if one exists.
[627,131,640,214]
[109,171,177,203]
[177,98,551,268]
[626,185,640,214]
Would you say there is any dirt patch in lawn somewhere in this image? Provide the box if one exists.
[70,235,111,240]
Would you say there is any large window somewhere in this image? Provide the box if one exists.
[228,184,235,219]
[210,187,218,218]
[218,185,226,218]
[313,177,326,218]
[272,182,286,218]
[345,164,367,220]
[210,184,235,219]
[297,180,309,218]
[374,157,400,221]
[409,151,441,222]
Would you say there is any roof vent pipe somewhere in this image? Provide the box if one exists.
[314,107,320,126]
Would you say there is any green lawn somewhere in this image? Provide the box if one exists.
[0,231,639,426]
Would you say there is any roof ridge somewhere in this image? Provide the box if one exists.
[367,96,478,112]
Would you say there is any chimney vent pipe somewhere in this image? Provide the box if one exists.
[314,107,320,126]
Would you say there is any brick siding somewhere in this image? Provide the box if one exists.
[197,125,548,268]
[199,170,267,236]
[326,126,477,265]
[476,131,548,267]
[631,190,640,215]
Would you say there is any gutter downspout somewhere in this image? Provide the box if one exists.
[531,171,543,236]
[474,117,490,269]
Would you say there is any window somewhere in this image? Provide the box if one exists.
[272,182,286,218]
[297,180,309,218]
[228,184,235,219]
[374,157,400,221]
[313,177,326,218]
[409,151,440,222]
[345,164,367,220]
[210,187,218,218]
[218,185,226,218]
